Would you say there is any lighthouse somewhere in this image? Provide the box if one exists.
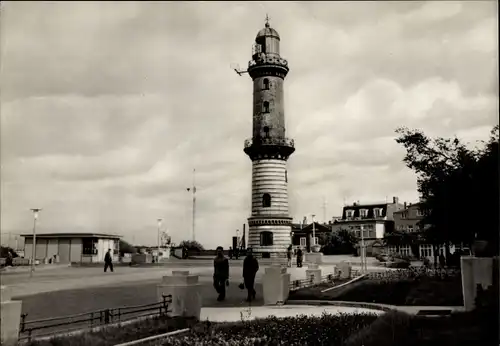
[241,17,295,258]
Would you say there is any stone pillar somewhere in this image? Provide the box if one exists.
[461,256,496,311]
[338,261,352,279]
[305,252,323,264]
[263,265,291,305]
[1,286,23,346]
[157,271,202,319]
[306,264,322,284]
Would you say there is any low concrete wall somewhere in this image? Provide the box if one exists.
[1,286,22,346]
[461,256,498,311]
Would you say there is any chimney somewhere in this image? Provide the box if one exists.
[392,196,399,204]
[303,216,307,225]
[404,202,407,209]
[328,220,332,225]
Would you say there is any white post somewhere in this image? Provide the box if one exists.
[157,218,163,264]
[30,209,41,278]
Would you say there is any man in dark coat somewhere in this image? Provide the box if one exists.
[104,249,114,272]
[242,248,259,302]
[213,246,229,301]
[296,247,303,268]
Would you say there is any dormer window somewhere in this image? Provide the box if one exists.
[374,208,383,218]
[263,101,270,113]
[263,78,270,90]
[346,210,354,219]
[416,209,424,217]
[360,209,368,218]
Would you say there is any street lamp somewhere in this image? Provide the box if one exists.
[30,208,42,278]
[312,214,316,251]
[157,218,163,264]
[360,224,366,273]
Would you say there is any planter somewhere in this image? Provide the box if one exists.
[473,240,489,257]
[311,245,321,253]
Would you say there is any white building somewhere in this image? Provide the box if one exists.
[22,232,121,264]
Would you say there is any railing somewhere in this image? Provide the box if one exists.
[366,266,461,281]
[289,270,362,291]
[248,56,288,68]
[244,137,294,149]
[19,294,173,342]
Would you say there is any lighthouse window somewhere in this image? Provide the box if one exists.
[263,78,269,90]
[263,101,270,113]
[262,193,271,207]
[260,231,274,246]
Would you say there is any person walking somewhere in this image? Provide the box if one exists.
[286,245,293,267]
[229,246,233,260]
[213,246,229,301]
[104,249,114,272]
[296,247,303,268]
[242,248,259,302]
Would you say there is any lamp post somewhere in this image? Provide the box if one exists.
[312,214,316,251]
[157,218,163,264]
[360,224,366,273]
[30,208,42,278]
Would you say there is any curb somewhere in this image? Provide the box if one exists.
[288,300,397,312]
[321,274,367,293]
[113,328,191,346]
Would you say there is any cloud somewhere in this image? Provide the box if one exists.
[0,1,497,249]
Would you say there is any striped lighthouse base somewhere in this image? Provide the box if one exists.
[247,218,292,259]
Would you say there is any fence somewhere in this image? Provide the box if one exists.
[366,266,461,281]
[289,269,362,291]
[19,294,173,342]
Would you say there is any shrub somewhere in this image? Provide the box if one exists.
[387,261,411,268]
[343,311,413,346]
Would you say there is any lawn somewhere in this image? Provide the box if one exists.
[24,315,197,346]
[289,268,464,306]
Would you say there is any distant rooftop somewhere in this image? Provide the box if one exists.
[21,232,122,239]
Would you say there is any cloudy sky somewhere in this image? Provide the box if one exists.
[1,1,498,248]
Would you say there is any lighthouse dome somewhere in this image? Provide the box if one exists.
[256,22,280,41]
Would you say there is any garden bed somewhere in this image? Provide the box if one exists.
[24,315,197,346]
[289,268,464,306]
[151,313,379,345]
[144,309,496,345]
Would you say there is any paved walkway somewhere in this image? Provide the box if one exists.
[3,264,342,298]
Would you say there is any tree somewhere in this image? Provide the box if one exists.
[321,228,357,255]
[179,240,205,252]
[119,240,137,256]
[395,125,499,259]
[0,246,18,258]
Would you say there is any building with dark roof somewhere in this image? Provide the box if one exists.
[21,232,121,264]
[291,221,332,252]
[332,196,405,255]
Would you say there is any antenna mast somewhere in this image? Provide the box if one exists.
[322,196,327,223]
[186,169,197,242]
[192,168,196,242]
